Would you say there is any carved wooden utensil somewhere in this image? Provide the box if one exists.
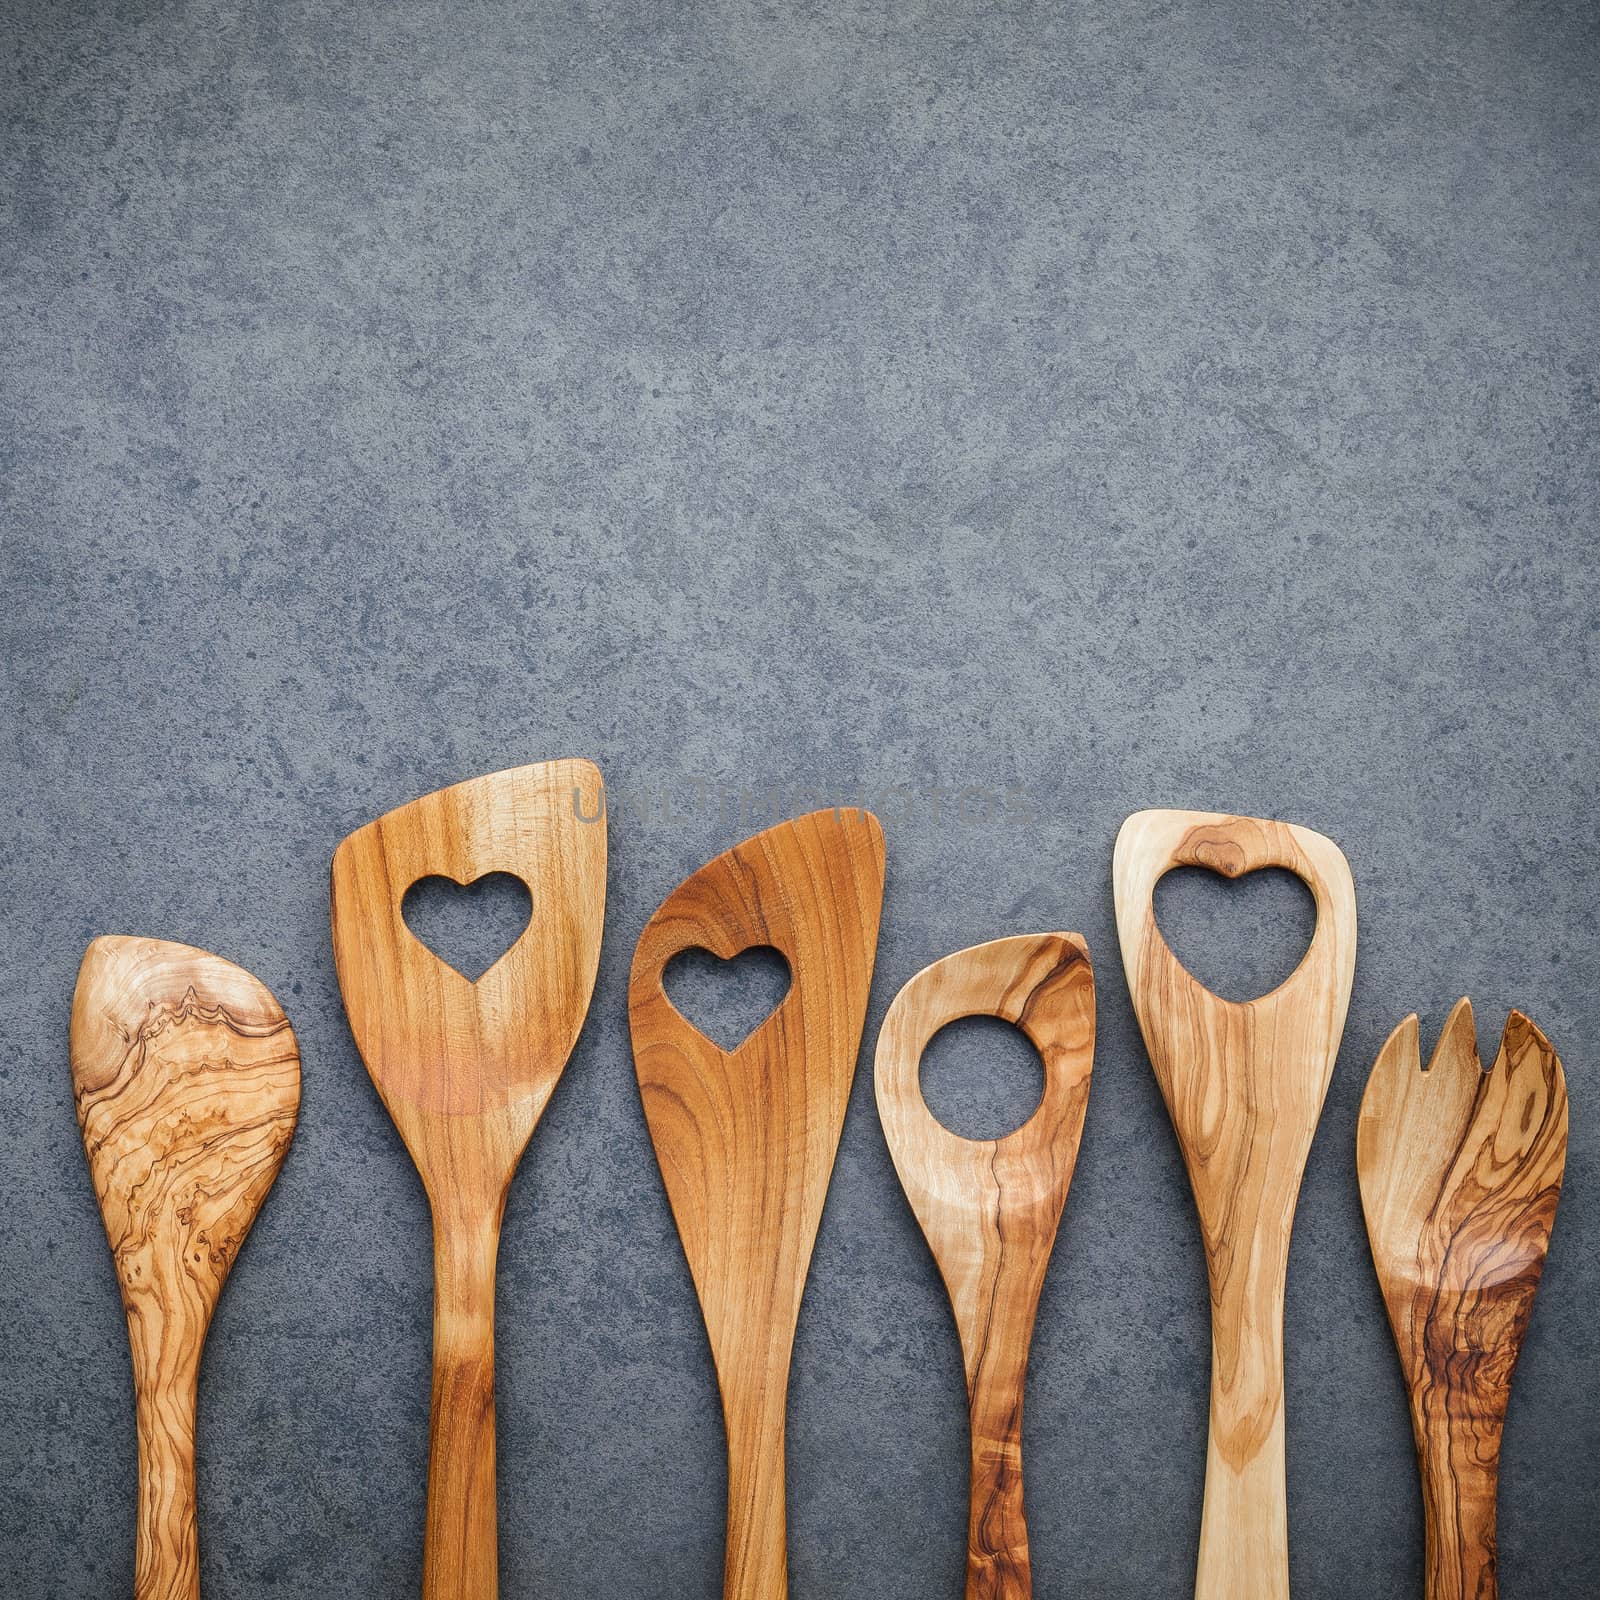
[331,759,606,1600]
[630,808,885,1600]
[72,935,301,1600]
[1358,1000,1568,1600]
[1113,809,1356,1600]
[875,933,1096,1600]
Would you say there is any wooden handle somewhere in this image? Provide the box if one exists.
[131,1363,201,1600]
[71,936,300,1600]
[1418,1432,1498,1600]
[423,1205,502,1600]
[722,1377,791,1600]
[631,808,885,1600]
[1358,1004,1568,1600]
[876,934,1096,1600]
[1113,810,1356,1600]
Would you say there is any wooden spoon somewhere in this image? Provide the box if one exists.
[1358,1000,1568,1600]
[71,935,301,1600]
[330,758,607,1600]
[874,933,1095,1600]
[1113,809,1356,1600]
[630,807,886,1600]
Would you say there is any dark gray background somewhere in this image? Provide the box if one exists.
[2,0,1596,1595]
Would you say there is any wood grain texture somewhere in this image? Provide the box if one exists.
[1358,1000,1568,1600]
[72,935,301,1600]
[875,933,1095,1600]
[1113,809,1356,1600]
[330,758,607,1600]
[630,808,886,1600]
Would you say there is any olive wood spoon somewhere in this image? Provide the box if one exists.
[330,758,607,1600]
[875,933,1095,1600]
[1113,808,1356,1600]
[1358,1000,1568,1600]
[630,807,886,1600]
[72,935,301,1600]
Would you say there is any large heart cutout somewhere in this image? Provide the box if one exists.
[1153,865,1316,1003]
[401,871,533,983]
[663,944,792,1053]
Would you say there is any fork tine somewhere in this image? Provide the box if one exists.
[1496,1009,1561,1082]
[1485,1010,1569,1171]
[1369,1011,1421,1092]
[1424,995,1482,1083]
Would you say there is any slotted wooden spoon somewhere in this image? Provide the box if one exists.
[1113,809,1356,1600]
[330,758,607,1600]
[72,935,301,1600]
[875,933,1096,1600]
[630,807,886,1600]
[1358,999,1568,1600]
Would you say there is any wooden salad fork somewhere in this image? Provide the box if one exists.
[875,933,1095,1600]
[72,935,301,1600]
[1358,999,1569,1600]
[630,807,885,1600]
[331,758,607,1600]
[1113,809,1356,1600]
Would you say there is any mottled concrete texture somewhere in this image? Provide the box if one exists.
[2,1,1597,1595]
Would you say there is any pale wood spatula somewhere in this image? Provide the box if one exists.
[1358,999,1568,1600]
[1114,809,1356,1600]
[630,807,885,1600]
[875,933,1095,1600]
[72,935,301,1600]
[331,758,606,1600]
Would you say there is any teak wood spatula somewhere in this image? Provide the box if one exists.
[630,807,886,1600]
[331,759,607,1600]
[1113,809,1356,1600]
[72,935,301,1600]
[1358,1000,1568,1600]
[875,933,1096,1600]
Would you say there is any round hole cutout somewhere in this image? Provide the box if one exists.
[919,1015,1045,1141]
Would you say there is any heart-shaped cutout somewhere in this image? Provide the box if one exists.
[1153,864,1316,1003]
[401,871,533,983]
[663,944,792,1053]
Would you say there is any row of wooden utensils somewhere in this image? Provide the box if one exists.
[69,759,1571,1600]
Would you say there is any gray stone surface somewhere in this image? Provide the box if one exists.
[2,0,1596,1594]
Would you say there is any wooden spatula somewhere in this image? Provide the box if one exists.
[874,933,1095,1600]
[1113,809,1356,1600]
[630,807,886,1600]
[1358,1000,1568,1600]
[330,758,607,1600]
[72,935,301,1600]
